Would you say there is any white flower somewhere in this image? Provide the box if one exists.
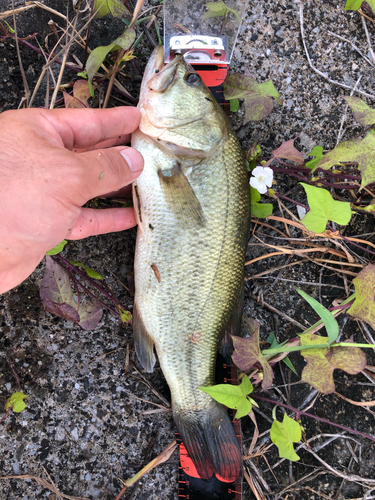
[250,166,273,194]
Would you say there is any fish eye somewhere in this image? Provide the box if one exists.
[185,73,201,85]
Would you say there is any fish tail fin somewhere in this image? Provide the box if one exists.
[174,404,242,482]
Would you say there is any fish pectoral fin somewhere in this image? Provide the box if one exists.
[158,161,205,227]
[133,303,156,372]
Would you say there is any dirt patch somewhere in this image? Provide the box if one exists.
[1,1,375,499]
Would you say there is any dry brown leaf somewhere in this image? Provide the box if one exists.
[248,410,259,456]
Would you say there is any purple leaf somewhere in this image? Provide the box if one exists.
[78,298,103,330]
[272,137,304,165]
[40,256,77,308]
[232,324,274,390]
[40,256,102,331]
[42,298,80,323]
[223,74,281,124]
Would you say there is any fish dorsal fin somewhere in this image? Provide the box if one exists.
[158,161,205,227]
[133,303,156,372]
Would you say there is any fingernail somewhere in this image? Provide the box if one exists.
[120,147,144,172]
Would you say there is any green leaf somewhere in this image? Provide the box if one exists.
[250,185,261,204]
[113,28,136,51]
[69,261,103,280]
[282,355,298,375]
[245,143,262,171]
[267,333,298,375]
[250,186,273,219]
[230,98,240,113]
[202,1,227,19]
[199,375,254,419]
[300,333,332,392]
[107,0,131,18]
[345,96,375,126]
[3,20,15,34]
[348,263,375,329]
[5,392,28,413]
[117,305,132,323]
[202,1,241,22]
[234,397,253,419]
[224,74,281,123]
[93,0,131,19]
[232,325,274,390]
[297,288,339,345]
[93,0,110,17]
[315,129,375,189]
[86,28,136,81]
[88,79,95,98]
[270,413,301,461]
[46,240,67,256]
[300,333,366,394]
[344,0,372,11]
[267,332,281,349]
[251,201,273,218]
[300,183,352,233]
[87,42,116,81]
[363,203,375,213]
[305,145,324,170]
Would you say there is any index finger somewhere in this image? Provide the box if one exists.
[41,107,141,150]
[73,134,132,153]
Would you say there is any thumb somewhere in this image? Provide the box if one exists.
[77,146,144,202]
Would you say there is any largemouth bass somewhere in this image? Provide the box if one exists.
[131,46,250,482]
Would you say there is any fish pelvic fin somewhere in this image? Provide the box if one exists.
[158,161,205,227]
[133,303,156,372]
[174,404,242,482]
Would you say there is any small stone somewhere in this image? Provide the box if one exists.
[71,428,79,440]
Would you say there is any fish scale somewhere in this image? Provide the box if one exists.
[132,46,250,482]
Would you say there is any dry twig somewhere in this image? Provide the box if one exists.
[12,0,29,106]
[114,440,178,500]
[0,473,88,500]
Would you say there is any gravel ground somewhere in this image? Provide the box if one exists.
[1,1,375,499]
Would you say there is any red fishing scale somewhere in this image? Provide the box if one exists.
[163,2,247,497]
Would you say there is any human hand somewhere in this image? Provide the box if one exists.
[0,106,143,294]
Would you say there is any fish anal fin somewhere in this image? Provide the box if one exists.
[133,303,156,372]
[158,161,205,227]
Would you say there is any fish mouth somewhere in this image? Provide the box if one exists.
[138,45,164,105]
[142,55,207,129]
[146,54,186,92]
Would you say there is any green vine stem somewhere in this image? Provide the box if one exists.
[263,341,375,356]
[252,395,375,444]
